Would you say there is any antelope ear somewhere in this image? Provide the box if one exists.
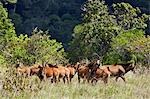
[38,64,42,68]
[77,62,80,65]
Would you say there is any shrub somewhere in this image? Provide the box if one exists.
[1,67,43,97]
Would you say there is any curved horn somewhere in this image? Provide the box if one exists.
[97,60,100,65]
[85,58,89,65]
[92,53,101,59]
[77,62,80,65]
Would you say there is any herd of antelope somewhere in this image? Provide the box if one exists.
[16,60,135,85]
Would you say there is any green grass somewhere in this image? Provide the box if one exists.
[1,73,150,99]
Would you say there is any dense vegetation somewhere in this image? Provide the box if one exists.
[2,0,149,64]
[0,2,67,66]
[0,0,149,67]
[1,0,150,47]
[0,0,149,98]
[69,0,149,65]
[0,0,149,68]
[1,73,150,98]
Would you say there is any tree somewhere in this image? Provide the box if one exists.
[69,0,119,61]
[0,2,67,66]
[2,0,149,47]
[102,3,149,65]
[1,0,17,4]
[0,3,16,46]
[5,34,30,64]
[112,3,148,30]
[27,28,67,65]
[128,36,150,67]
[105,29,146,64]
[7,0,85,46]
[8,12,22,33]
[0,3,16,65]
[3,28,67,65]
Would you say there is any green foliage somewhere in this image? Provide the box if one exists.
[1,0,17,4]
[128,36,150,66]
[106,29,148,65]
[69,1,149,65]
[69,0,119,61]
[27,28,67,64]
[1,0,149,46]
[129,36,150,54]
[2,67,43,96]
[113,3,148,30]
[5,34,30,64]
[0,3,16,66]
[0,54,6,66]
[102,3,149,65]
[3,28,67,65]
[6,0,17,3]
[0,3,67,66]
[111,29,144,49]
[103,50,122,65]
[7,0,84,45]
[0,3,16,44]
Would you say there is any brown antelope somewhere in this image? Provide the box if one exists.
[66,64,76,82]
[100,62,135,82]
[39,64,59,83]
[15,63,30,77]
[57,65,70,83]
[91,67,109,84]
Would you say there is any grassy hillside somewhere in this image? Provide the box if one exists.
[1,72,149,99]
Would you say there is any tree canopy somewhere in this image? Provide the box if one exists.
[69,0,149,64]
[113,2,148,30]
[0,3,67,66]
[69,0,119,61]
[0,2,16,66]
[0,0,149,67]
[1,0,149,47]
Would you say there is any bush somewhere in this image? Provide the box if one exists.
[104,29,146,64]
[1,67,43,97]
[1,28,68,66]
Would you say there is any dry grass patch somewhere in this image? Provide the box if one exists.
[0,71,150,99]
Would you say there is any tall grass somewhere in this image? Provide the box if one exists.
[0,72,149,99]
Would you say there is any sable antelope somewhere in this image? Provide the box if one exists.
[74,62,80,71]
[77,60,101,83]
[66,64,76,82]
[30,64,42,76]
[100,62,135,82]
[77,63,89,83]
[91,68,109,84]
[39,64,59,83]
[100,65,125,82]
[15,63,30,77]
[57,65,70,84]
[86,59,101,82]
[115,62,135,81]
